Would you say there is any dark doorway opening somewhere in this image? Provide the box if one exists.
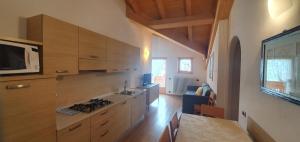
[228,36,241,121]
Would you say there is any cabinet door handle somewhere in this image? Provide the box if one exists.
[89,55,98,59]
[101,130,109,137]
[122,101,127,105]
[6,84,31,90]
[100,110,108,116]
[69,123,82,132]
[56,70,69,73]
[101,120,109,126]
[112,69,119,72]
[125,68,130,71]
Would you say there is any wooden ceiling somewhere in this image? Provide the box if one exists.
[125,0,233,57]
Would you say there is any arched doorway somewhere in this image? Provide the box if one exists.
[228,36,241,121]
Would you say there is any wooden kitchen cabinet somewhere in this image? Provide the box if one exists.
[112,100,131,140]
[131,93,146,127]
[91,108,115,142]
[149,84,160,105]
[79,27,107,71]
[0,77,57,142]
[27,15,79,75]
[57,118,91,142]
[106,38,131,72]
[130,47,140,71]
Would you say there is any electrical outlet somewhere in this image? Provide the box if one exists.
[242,111,247,117]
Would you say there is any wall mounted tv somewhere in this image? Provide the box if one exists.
[261,25,300,105]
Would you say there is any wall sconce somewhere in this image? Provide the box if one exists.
[268,0,293,19]
[143,47,150,61]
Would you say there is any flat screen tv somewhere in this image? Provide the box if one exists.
[143,73,152,86]
[261,25,300,105]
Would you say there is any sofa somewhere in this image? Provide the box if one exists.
[182,83,212,114]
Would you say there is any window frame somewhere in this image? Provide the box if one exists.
[178,57,193,74]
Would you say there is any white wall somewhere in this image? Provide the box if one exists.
[207,25,220,93]
[0,0,152,74]
[230,0,300,141]
[152,35,207,94]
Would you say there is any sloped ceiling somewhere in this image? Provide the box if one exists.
[125,0,234,58]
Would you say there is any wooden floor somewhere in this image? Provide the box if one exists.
[121,94,182,142]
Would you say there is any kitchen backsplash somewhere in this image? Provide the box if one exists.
[56,71,132,108]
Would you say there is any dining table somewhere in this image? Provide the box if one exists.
[175,114,253,142]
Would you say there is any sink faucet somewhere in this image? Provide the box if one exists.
[123,80,128,94]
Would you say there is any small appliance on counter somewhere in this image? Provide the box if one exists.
[0,39,40,75]
[57,98,113,116]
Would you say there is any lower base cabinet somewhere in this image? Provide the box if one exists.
[91,108,115,142]
[112,100,131,141]
[0,78,57,142]
[131,93,146,127]
[57,118,91,142]
[58,95,144,142]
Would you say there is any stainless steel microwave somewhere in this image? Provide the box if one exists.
[0,40,40,75]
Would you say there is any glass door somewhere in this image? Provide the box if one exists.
[151,58,166,94]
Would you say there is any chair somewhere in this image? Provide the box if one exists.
[169,112,179,142]
[159,126,171,142]
[200,104,225,119]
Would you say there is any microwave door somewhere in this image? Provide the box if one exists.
[0,44,26,70]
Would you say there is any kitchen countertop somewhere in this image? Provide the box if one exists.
[56,89,145,131]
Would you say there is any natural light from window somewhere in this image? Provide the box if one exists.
[178,58,192,73]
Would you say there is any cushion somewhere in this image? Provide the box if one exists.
[195,87,203,96]
[202,85,211,97]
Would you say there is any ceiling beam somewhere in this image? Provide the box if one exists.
[150,15,214,30]
[185,0,192,15]
[185,0,192,41]
[207,0,234,61]
[125,0,141,13]
[155,0,167,19]
[126,6,152,25]
[187,27,193,41]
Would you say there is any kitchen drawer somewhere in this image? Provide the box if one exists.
[57,118,91,142]
[91,108,114,124]
[92,128,114,142]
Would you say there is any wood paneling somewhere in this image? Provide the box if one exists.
[0,78,56,142]
[27,15,79,75]
[155,0,167,19]
[125,0,232,57]
[207,0,234,60]
[150,15,214,30]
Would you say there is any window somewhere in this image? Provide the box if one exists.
[178,58,193,73]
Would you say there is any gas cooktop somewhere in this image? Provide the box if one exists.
[57,98,112,115]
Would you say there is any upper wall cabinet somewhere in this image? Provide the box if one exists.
[106,38,131,72]
[27,15,79,75]
[130,47,140,71]
[78,27,107,71]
